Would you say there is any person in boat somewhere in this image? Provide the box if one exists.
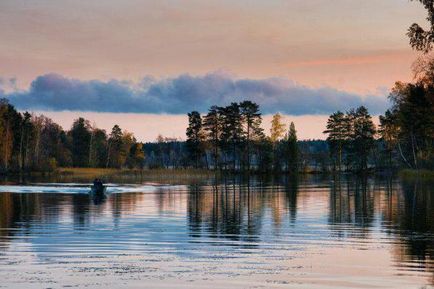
[93,178,104,194]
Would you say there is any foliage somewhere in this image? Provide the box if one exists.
[270,113,285,142]
[284,122,298,172]
[324,106,376,172]
[381,80,434,169]
[408,0,434,52]
[0,100,145,174]
[186,111,205,168]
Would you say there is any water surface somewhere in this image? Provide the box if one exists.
[0,176,433,288]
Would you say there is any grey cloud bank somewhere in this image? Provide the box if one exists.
[1,72,389,115]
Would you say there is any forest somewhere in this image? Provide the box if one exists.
[0,99,145,173]
[0,69,432,175]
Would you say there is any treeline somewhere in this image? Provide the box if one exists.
[324,106,376,172]
[184,101,299,172]
[378,58,434,170]
[323,58,434,172]
[0,99,145,173]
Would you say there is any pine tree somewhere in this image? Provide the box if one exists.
[240,101,263,171]
[324,111,348,172]
[89,128,108,167]
[203,106,221,169]
[186,111,205,168]
[219,103,243,171]
[285,122,298,173]
[106,125,123,168]
[69,117,91,167]
[350,106,376,171]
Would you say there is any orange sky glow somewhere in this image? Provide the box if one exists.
[0,0,428,140]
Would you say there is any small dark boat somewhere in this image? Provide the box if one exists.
[89,185,106,196]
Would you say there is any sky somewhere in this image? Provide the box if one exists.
[0,0,427,141]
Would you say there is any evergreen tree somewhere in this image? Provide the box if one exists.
[257,138,273,173]
[219,103,243,171]
[350,106,376,171]
[107,125,123,168]
[240,101,263,171]
[285,122,298,173]
[324,111,348,172]
[203,106,221,169]
[69,117,91,167]
[89,128,108,167]
[186,111,205,168]
[379,110,400,169]
[19,112,34,171]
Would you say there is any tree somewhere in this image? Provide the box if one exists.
[39,117,69,170]
[270,113,286,172]
[127,142,145,169]
[240,101,263,171]
[257,138,273,173]
[0,99,23,172]
[120,131,135,167]
[69,117,91,167]
[407,0,434,52]
[270,113,285,142]
[186,111,205,168]
[350,106,376,171]
[89,128,108,167]
[379,110,400,169]
[220,103,244,170]
[19,112,34,171]
[285,122,298,173]
[106,125,123,168]
[386,81,434,169]
[323,111,349,172]
[203,106,221,169]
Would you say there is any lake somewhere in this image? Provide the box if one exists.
[0,175,433,289]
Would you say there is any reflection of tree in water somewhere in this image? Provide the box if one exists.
[186,175,300,245]
[391,179,434,285]
[187,178,253,243]
[283,175,298,223]
[329,176,434,285]
[328,175,376,239]
[0,193,66,246]
[0,192,114,248]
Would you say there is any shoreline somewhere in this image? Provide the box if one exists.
[0,167,433,180]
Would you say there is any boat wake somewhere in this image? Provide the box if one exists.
[0,183,180,194]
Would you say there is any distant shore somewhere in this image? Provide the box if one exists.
[1,167,433,182]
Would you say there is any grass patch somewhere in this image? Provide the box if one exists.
[56,167,215,184]
[399,169,434,180]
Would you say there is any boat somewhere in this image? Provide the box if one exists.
[89,185,106,196]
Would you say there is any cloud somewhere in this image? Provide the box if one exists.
[1,72,389,115]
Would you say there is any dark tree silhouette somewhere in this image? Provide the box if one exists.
[284,122,298,173]
[186,111,205,168]
[408,0,434,52]
[203,105,221,169]
[350,106,376,171]
[240,101,264,171]
[69,117,91,167]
